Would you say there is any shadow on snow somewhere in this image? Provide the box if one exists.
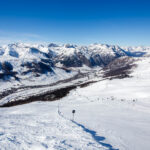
[72,120,119,150]
[58,108,118,150]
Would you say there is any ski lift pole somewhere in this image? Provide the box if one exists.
[72,110,75,121]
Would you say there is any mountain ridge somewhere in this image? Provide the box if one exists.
[0,42,148,88]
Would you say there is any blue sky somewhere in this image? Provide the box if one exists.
[0,0,150,46]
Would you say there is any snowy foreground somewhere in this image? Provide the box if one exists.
[0,58,150,150]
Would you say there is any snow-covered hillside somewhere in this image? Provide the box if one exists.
[0,56,150,149]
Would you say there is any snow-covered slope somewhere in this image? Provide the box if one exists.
[60,57,150,150]
[0,56,150,149]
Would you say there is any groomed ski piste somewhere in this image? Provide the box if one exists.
[0,57,150,150]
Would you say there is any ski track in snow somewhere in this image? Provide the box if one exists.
[58,105,118,150]
[0,101,115,150]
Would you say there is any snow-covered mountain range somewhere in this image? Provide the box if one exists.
[0,43,148,82]
[0,43,150,150]
[0,42,149,103]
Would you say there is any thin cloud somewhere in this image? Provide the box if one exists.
[0,30,43,45]
[23,33,41,38]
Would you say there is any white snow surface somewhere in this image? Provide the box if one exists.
[0,57,150,149]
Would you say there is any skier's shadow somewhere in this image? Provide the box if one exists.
[72,120,119,150]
